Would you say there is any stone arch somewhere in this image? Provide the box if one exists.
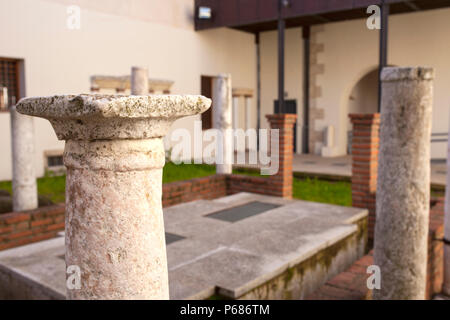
[341,65,388,154]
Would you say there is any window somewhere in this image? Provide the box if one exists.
[47,155,64,168]
[0,58,20,110]
[44,150,65,175]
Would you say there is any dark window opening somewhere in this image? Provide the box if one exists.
[47,155,64,168]
[0,58,20,110]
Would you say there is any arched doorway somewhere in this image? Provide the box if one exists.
[346,68,379,154]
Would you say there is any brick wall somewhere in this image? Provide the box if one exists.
[307,198,445,300]
[265,114,297,198]
[0,204,65,251]
[349,113,380,241]
[427,197,445,298]
[162,175,228,207]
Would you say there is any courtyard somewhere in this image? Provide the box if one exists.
[0,0,449,307]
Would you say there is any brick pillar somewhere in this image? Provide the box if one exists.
[266,114,297,199]
[349,113,380,241]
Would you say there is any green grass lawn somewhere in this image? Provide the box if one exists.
[0,163,352,207]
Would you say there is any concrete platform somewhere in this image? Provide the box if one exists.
[0,193,368,300]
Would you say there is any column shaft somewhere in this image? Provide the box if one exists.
[10,106,38,212]
[64,139,168,299]
[245,96,251,131]
[131,67,149,95]
[374,67,434,300]
[213,74,233,174]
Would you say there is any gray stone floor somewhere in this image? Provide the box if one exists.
[235,153,447,186]
[0,192,368,300]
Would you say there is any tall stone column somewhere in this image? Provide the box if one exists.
[374,67,434,300]
[10,105,38,212]
[444,113,450,296]
[131,66,149,95]
[17,94,210,300]
[213,74,233,174]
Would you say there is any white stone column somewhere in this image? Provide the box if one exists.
[233,96,239,130]
[17,94,211,300]
[245,96,251,131]
[213,74,233,174]
[374,67,434,300]
[444,112,450,296]
[131,66,149,95]
[10,105,38,212]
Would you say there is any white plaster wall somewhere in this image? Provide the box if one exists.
[319,9,450,158]
[0,0,256,180]
[260,28,303,153]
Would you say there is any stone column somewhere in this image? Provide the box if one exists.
[131,66,149,95]
[444,113,450,296]
[17,94,210,300]
[374,67,434,300]
[233,96,239,130]
[10,105,38,212]
[213,74,233,174]
[245,96,251,131]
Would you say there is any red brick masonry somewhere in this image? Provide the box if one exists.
[0,204,65,251]
[349,113,380,241]
[307,197,445,300]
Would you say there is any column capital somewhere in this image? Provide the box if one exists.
[17,94,211,140]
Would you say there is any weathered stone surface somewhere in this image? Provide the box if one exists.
[374,67,434,300]
[16,94,211,300]
[10,106,38,212]
[213,74,233,174]
[16,94,211,140]
[131,66,149,95]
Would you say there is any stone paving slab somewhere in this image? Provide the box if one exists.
[0,192,368,300]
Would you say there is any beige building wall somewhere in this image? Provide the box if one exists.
[0,0,256,181]
[260,28,304,152]
[1,1,449,181]
[259,8,450,158]
[318,9,450,157]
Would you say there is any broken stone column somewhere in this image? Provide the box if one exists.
[213,74,233,174]
[374,67,434,300]
[16,94,211,300]
[444,114,450,296]
[10,105,38,212]
[131,66,149,95]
